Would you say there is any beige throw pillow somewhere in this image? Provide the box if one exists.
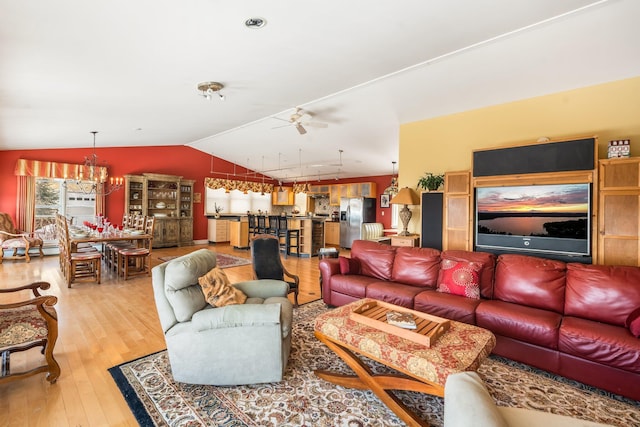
[198,266,247,307]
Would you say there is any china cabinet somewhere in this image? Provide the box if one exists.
[124,173,194,247]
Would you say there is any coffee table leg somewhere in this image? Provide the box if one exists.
[314,331,434,427]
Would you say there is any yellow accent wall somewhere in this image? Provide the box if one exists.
[398,76,640,234]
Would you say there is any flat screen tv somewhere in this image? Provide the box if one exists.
[475,183,591,257]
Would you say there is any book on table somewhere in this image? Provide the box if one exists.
[386,311,417,329]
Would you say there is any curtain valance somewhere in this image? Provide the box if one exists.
[205,177,274,194]
[15,158,107,181]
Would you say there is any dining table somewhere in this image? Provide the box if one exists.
[69,231,152,252]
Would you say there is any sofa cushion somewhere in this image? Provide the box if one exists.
[476,300,561,349]
[494,254,566,313]
[390,246,440,288]
[365,281,424,309]
[164,249,216,322]
[339,256,361,275]
[414,290,480,324]
[437,260,482,299]
[565,263,640,327]
[351,240,396,281]
[198,266,247,308]
[626,307,640,338]
[441,250,496,299]
[559,316,640,374]
[330,274,378,299]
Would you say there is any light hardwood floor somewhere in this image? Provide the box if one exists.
[0,243,340,426]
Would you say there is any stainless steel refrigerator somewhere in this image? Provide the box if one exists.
[339,197,376,248]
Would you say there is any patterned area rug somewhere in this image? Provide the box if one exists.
[109,301,640,427]
[157,252,250,269]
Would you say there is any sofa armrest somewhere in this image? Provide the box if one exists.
[319,258,341,303]
[191,303,281,332]
[234,279,288,299]
[444,372,508,427]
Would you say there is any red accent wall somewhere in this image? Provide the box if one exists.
[0,146,395,238]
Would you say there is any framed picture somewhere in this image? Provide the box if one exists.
[380,194,390,208]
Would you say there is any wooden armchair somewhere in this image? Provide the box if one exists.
[0,281,60,384]
[0,212,44,263]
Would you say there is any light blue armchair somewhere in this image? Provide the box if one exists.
[151,249,293,385]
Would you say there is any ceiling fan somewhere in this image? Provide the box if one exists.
[273,107,328,135]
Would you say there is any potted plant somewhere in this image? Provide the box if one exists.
[417,173,444,191]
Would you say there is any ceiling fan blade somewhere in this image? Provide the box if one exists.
[271,123,292,129]
[304,121,328,128]
[295,123,307,135]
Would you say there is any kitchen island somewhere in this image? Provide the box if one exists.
[289,217,326,257]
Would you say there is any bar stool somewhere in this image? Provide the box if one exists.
[276,216,299,258]
[267,215,279,236]
[247,214,258,235]
[256,215,267,235]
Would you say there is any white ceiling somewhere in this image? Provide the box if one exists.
[1,0,639,182]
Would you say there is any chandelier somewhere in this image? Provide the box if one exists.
[68,131,123,196]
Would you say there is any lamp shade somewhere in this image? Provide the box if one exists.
[390,187,419,206]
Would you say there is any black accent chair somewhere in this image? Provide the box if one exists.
[250,234,299,307]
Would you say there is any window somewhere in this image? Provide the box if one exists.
[205,187,273,214]
[391,203,399,229]
[35,178,97,244]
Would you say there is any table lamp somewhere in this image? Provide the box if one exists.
[390,187,420,236]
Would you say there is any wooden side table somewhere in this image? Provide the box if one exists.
[390,235,419,247]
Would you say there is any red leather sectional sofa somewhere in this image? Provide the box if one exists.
[319,240,640,401]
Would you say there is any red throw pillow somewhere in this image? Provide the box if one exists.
[625,307,640,338]
[339,256,361,275]
[437,259,482,299]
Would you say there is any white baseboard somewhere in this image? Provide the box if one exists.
[193,239,209,245]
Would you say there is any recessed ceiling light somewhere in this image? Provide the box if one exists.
[245,17,266,29]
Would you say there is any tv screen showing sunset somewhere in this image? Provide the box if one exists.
[476,184,589,238]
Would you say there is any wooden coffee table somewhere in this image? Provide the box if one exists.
[314,298,496,427]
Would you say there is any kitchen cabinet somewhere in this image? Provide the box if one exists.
[328,182,378,205]
[324,221,340,246]
[358,182,377,197]
[124,173,194,246]
[597,157,640,266]
[308,184,331,194]
[329,186,342,205]
[208,219,230,243]
[272,187,294,205]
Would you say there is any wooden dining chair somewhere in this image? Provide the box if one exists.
[58,214,101,287]
[118,216,155,280]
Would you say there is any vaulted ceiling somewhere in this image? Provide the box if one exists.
[1,1,639,182]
